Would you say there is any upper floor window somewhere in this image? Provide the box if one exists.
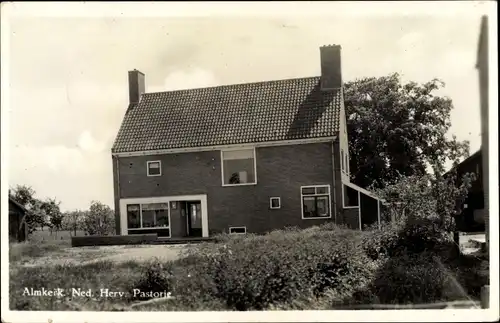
[221,148,256,186]
[147,161,162,177]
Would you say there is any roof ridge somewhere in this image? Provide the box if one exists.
[143,75,321,96]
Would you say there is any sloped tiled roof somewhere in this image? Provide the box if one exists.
[112,76,342,153]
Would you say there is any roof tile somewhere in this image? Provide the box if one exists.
[112,76,341,153]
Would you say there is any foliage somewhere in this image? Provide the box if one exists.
[131,259,174,301]
[10,220,488,311]
[368,252,454,304]
[9,185,36,206]
[9,185,50,234]
[374,172,475,231]
[170,226,378,311]
[362,217,454,261]
[82,201,116,236]
[344,73,470,189]
[42,198,65,235]
[62,210,86,236]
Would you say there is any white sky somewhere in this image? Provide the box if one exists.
[2,3,491,212]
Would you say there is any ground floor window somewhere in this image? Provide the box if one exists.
[126,203,170,230]
[301,185,331,219]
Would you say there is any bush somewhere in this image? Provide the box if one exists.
[131,259,174,301]
[369,252,454,304]
[362,217,454,261]
[179,226,378,311]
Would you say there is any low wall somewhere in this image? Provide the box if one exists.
[71,234,158,247]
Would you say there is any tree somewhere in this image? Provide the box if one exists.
[9,185,45,234]
[62,210,85,236]
[82,201,115,236]
[9,185,35,207]
[41,198,64,237]
[344,73,470,189]
[375,169,475,251]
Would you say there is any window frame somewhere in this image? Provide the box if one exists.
[300,185,332,220]
[126,202,171,233]
[146,160,162,177]
[229,226,247,235]
[345,152,349,174]
[220,147,257,187]
[342,184,360,208]
[340,150,345,172]
[269,197,281,209]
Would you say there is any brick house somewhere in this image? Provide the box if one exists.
[111,45,384,239]
[9,197,28,242]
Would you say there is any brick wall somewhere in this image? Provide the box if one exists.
[114,142,342,236]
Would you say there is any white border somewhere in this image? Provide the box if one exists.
[270,197,281,209]
[229,226,247,235]
[221,147,258,187]
[146,160,162,177]
[2,2,498,323]
[119,195,208,238]
[300,185,332,220]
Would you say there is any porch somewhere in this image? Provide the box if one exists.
[341,181,385,230]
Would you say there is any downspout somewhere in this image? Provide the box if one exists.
[114,155,122,235]
[331,140,337,224]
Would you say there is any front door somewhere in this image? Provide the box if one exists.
[186,202,202,237]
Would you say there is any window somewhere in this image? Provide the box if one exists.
[340,150,345,171]
[229,226,247,234]
[270,197,281,209]
[126,202,169,229]
[221,149,256,186]
[301,185,331,219]
[346,153,350,174]
[343,184,359,207]
[147,161,162,176]
[127,204,141,229]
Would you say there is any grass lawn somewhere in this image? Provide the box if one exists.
[9,222,489,311]
[30,228,87,241]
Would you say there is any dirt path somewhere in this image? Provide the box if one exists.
[83,244,186,265]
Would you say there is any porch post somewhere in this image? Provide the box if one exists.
[358,191,362,230]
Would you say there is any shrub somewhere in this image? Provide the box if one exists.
[180,226,378,310]
[362,217,454,261]
[369,252,454,304]
[131,258,174,301]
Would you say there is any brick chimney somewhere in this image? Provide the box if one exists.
[319,45,342,91]
[128,69,145,105]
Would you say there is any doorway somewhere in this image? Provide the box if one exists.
[185,201,202,237]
